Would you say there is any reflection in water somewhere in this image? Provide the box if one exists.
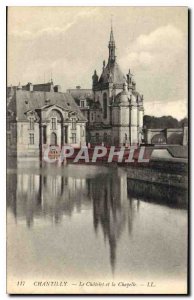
[7,165,187,273]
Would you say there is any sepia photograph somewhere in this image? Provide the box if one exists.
[6,6,188,294]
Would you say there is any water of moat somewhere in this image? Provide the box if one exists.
[7,161,188,284]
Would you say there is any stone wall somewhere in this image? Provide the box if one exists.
[125,160,188,188]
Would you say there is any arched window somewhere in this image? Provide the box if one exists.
[50,132,57,145]
[103,93,107,119]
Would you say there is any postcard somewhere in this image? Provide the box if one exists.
[7,6,188,294]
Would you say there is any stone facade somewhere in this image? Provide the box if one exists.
[7,83,87,157]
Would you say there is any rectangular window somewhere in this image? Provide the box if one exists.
[72,133,76,143]
[71,118,76,130]
[29,133,34,145]
[80,100,85,108]
[29,117,34,130]
[51,118,57,130]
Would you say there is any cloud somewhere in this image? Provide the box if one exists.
[119,24,187,109]
[9,7,99,40]
[120,24,186,71]
[134,24,184,52]
[145,98,187,120]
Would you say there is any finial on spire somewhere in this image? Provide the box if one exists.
[110,14,115,43]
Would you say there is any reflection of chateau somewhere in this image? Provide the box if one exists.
[7,165,186,270]
[7,167,138,271]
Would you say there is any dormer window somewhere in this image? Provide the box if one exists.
[80,100,85,108]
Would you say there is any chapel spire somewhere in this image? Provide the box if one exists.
[108,20,116,64]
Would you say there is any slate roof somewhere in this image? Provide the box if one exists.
[99,62,126,85]
[14,90,87,122]
[67,88,93,100]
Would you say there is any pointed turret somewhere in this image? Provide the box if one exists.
[92,70,99,88]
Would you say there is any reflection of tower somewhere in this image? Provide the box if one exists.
[90,172,128,273]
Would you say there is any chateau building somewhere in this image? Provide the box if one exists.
[7,25,187,158]
[87,26,144,146]
[7,82,87,157]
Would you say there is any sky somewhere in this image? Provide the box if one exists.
[7,7,188,120]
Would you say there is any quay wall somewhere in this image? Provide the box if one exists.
[124,160,188,188]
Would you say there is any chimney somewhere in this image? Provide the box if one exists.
[54,85,61,92]
[27,82,33,92]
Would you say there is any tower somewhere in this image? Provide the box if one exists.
[112,82,130,146]
[91,24,126,126]
[89,23,145,146]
